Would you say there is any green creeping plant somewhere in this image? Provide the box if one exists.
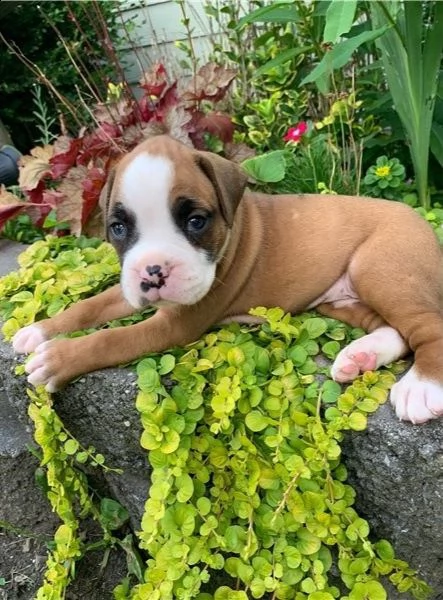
[0,236,432,600]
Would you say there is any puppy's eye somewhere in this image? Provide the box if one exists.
[109,222,127,240]
[186,214,208,233]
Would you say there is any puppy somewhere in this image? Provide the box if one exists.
[12,135,443,423]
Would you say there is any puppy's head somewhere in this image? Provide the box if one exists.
[100,135,248,309]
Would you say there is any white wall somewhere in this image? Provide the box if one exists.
[117,0,217,86]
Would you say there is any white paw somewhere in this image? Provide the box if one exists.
[331,326,408,383]
[390,366,443,424]
[12,324,47,354]
[24,341,59,393]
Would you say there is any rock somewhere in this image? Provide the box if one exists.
[342,403,443,599]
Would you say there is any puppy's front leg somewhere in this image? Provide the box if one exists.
[13,285,134,354]
[23,307,203,392]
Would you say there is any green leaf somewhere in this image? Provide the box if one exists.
[301,577,317,593]
[357,398,379,413]
[75,451,88,464]
[289,345,308,366]
[196,497,211,516]
[242,151,287,183]
[94,453,105,465]
[431,121,443,167]
[321,380,342,404]
[255,45,313,77]
[214,587,248,600]
[63,438,79,455]
[296,528,322,555]
[375,539,395,562]
[322,340,341,359]
[119,535,145,582]
[160,429,180,454]
[224,525,247,553]
[302,318,328,339]
[100,498,129,530]
[349,556,371,575]
[301,25,390,89]
[323,0,357,44]
[245,410,269,432]
[346,517,370,541]
[237,2,300,28]
[175,473,194,503]
[158,354,176,375]
[284,546,302,569]
[349,581,387,600]
[9,290,34,303]
[348,412,367,431]
[137,362,161,392]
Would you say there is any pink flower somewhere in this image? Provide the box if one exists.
[283,121,308,143]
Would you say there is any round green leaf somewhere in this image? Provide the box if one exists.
[158,354,176,375]
[348,412,367,431]
[63,439,79,455]
[245,410,269,432]
[296,528,322,555]
[321,380,342,404]
[302,318,328,339]
[349,581,387,600]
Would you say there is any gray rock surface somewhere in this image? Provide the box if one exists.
[1,240,442,599]
[343,403,443,598]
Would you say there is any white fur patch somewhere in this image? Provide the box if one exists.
[12,324,47,354]
[119,153,216,308]
[390,366,443,424]
[331,326,408,383]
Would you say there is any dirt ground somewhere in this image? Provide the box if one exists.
[0,451,129,600]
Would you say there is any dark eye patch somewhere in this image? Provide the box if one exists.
[108,202,138,257]
[173,197,213,245]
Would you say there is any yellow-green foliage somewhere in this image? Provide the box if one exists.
[0,238,432,600]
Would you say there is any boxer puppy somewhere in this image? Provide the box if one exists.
[12,135,443,424]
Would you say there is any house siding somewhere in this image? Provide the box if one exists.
[118,0,215,86]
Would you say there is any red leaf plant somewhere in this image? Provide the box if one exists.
[2,62,238,238]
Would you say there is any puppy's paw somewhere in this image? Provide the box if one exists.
[25,339,67,393]
[332,349,377,382]
[13,324,48,354]
[331,326,408,383]
[390,366,443,424]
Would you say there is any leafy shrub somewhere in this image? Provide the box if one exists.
[242,94,371,197]
[0,62,237,238]
[0,1,121,152]
[205,0,443,207]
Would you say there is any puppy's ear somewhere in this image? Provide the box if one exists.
[195,151,248,226]
[99,168,116,239]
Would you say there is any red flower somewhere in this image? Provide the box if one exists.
[283,121,308,143]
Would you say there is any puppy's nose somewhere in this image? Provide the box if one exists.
[146,264,162,276]
[140,263,169,291]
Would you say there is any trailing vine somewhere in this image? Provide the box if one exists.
[27,386,126,600]
[0,236,433,600]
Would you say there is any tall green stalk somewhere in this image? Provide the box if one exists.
[370,1,443,210]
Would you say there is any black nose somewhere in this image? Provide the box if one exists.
[146,264,162,276]
[141,264,166,292]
